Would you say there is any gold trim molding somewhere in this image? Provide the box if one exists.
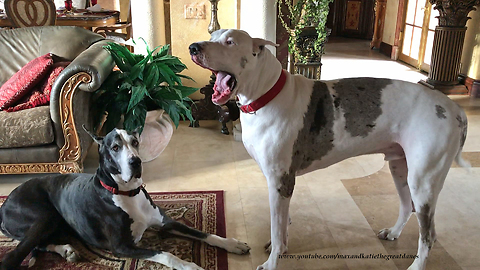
[0,72,91,175]
[0,162,81,174]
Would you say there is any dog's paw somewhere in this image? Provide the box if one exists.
[256,262,274,270]
[28,257,36,268]
[377,228,398,241]
[182,262,204,270]
[62,244,81,262]
[225,238,250,255]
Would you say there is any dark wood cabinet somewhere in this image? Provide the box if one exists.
[327,0,375,39]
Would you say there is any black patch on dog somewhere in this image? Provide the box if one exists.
[435,105,447,119]
[456,115,468,147]
[332,78,390,137]
[418,204,434,249]
[278,81,334,198]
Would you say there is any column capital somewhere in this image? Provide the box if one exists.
[430,0,480,27]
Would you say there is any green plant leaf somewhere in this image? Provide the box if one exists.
[156,63,176,86]
[153,44,170,59]
[177,74,196,82]
[145,64,160,89]
[171,85,199,98]
[151,86,181,101]
[129,56,149,81]
[166,102,181,128]
[105,42,137,67]
[124,102,147,134]
[174,100,194,122]
[127,83,148,112]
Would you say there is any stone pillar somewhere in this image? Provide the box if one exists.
[130,0,166,55]
[421,0,480,94]
[240,0,277,55]
[428,26,466,85]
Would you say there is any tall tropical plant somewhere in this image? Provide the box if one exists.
[93,40,198,134]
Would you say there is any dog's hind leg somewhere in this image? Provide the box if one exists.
[161,220,250,254]
[378,158,413,241]
[1,217,59,270]
[112,245,204,270]
[404,145,455,270]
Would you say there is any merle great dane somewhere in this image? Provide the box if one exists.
[189,29,470,270]
[0,128,250,270]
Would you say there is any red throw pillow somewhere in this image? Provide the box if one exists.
[0,53,54,110]
[6,62,70,112]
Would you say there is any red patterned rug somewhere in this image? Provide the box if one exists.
[0,191,227,270]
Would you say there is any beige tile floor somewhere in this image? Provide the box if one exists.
[1,38,480,270]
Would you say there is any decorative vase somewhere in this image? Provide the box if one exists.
[138,109,174,162]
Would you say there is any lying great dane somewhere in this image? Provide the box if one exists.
[189,29,470,270]
[0,128,250,270]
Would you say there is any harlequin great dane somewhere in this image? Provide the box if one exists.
[0,128,250,270]
[189,29,469,270]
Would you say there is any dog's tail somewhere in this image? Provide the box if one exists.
[454,112,471,171]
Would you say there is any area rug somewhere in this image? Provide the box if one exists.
[0,191,227,270]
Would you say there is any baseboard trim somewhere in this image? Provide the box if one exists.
[379,42,393,58]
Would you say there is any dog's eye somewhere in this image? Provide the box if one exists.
[112,145,119,152]
[226,40,234,45]
[132,140,139,147]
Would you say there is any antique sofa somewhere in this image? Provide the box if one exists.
[0,26,115,174]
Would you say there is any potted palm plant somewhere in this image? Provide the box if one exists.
[93,40,198,161]
[93,40,198,134]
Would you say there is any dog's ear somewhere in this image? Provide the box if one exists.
[83,125,104,145]
[131,127,142,142]
[252,38,278,56]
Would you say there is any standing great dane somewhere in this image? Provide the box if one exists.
[189,29,470,270]
[0,128,250,270]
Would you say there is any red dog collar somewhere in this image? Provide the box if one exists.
[239,69,287,114]
[100,180,143,197]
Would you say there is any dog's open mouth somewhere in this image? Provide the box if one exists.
[190,56,237,105]
[212,71,237,105]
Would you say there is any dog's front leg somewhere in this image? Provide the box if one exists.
[257,179,292,270]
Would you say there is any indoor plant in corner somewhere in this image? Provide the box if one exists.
[93,40,198,161]
[277,0,333,65]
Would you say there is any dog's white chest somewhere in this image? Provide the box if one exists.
[112,193,164,243]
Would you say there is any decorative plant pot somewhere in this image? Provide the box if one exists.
[138,109,174,162]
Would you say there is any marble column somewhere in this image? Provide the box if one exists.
[130,0,166,55]
[421,0,480,94]
[240,0,277,55]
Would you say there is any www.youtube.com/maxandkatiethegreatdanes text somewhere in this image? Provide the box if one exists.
[278,253,418,261]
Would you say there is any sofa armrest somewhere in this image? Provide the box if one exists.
[49,40,115,169]
[51,40,115,95]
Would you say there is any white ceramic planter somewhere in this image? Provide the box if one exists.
[138,109,174,162]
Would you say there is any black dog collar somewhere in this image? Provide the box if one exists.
[100,180,143,197]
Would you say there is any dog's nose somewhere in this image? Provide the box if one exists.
[189,43,202,55]
[129,157,141,167]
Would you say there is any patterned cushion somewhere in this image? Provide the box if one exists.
[0,106,54,148]
[0,53,54,110]
[6,62,70,112]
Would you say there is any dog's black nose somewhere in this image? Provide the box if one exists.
[189,43,201,55]
[129,157,141,167]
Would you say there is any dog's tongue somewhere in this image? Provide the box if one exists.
[212,71,232,104]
